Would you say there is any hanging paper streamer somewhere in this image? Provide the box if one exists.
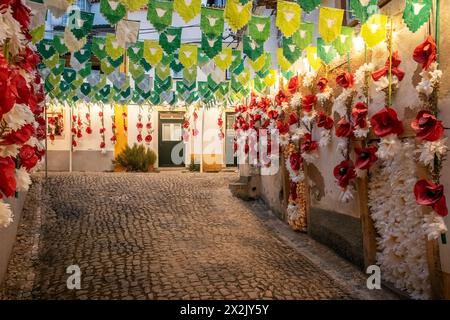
[298,0,321,13]
[318,7,344,44]
[230,49,243,74]
[224,0,252,32]
[179,44,198,68]
[92,37,107,60]
[147,0,173,32]
[66,10,95,40]
[249,53,268,73]
[119,0,147,12]
[64,27,87,53]
[402,0,432,33]
[248,15,271,43]
[129,61,145,81]
[37,39,55,59]
[350,0,379,24]
[78,62,92,79]
[317,37,338,65]
[298,22,314,50]
[307,46,322,71]
[243,35,264,60]
[171,54,184,73]
[127,41,143,63]
[253,76,266,93]
[44,0,74,18]
[72,43,92,65]
[276,0,301,38]
[214,48,232,71]
[116,19,140,47]
[174,0,201,23]
[105,34,125,61]
[28,1,47,43]
[52,59,66,76]
[333,26,353,56]
[282,34,302,64]
[264,70,277,87]
[361,14,388,48]
[143,40,163,66]
[53,35,69,55]
[159,27,182,54]
[277,48,291,71]
[100,0,126,25]
[200,7,225,36]
[201,34,222,59]
[183,66,197,85]
[101,59,115,75]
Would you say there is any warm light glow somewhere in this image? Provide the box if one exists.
[353,35,365,52]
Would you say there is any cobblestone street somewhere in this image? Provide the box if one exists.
[0,172,396,300]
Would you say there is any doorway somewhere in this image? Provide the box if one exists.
[158,112,185,167]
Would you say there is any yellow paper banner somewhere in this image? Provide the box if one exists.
[318,7,344,44]
[277,48,291,72]
[143,40,163,66]
[224,0,252,32]
[307,46,322,71]
[276,0,301,38]
[249,54,266,72]
[179,44,198,68]
[214,48,232,71]
[174,0,201,23]
[361,14,388,48]
[264,70,277,87]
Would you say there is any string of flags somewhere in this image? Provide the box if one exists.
[29,0,436,106]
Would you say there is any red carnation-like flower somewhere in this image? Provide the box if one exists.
[193,111,198,121]
[10,0,31,30]
[85,113,91,121]
[335,118,354,138]
[0,123,34,145]
[72,140,77,147]
[146,123,152,130]
[287,75,299,94]
[411,110,444,142]
[317,77,328,93]
[85,126,92,134]
[301,133,318,153]
[77,130,83,139]
[317,112,334,130]
[136,122,143,130]
[351,102,369,128]
[268,109,279,120]
[414,180,448,217]
[333,160,356,189]
[100,142,106,149]
[354,146,378,170]
[49,133,55,142]
[98,111,103,117]
[19,145,39,171]
[110,135,117,143]
[0,156,17,198]
[217,117,223,127]
[290,181,298,201]
[413,36,437,70]
[137,134,143,142]
[370,107,404,138]
[336,72,354,89]
[276,120,289,135]
[192,128,199,136]
[182,120,190,129]
[275,89,289,106]
[288,113,299,126]
[99,127,106,134]
[289,152,302,171]
[302,95,317,113]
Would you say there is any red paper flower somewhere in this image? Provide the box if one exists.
[85,126,92,134]
[411,110,444,142]
[110,135,117,143]
[333,160,356,189]
[317,112,334,130]
[145,135,153,143]
[19,144,39,171]
[137,134,143,142]
[302,95,317,113]
[275,89,289,106]
[276,120,289,135]
[146,123,152,130]
[0,156,16,198]
[136,122,143,130]
[290,181,298,201]
[0,68,18,117]
[218,131,224,140]
[72,140,77,147]
[301,133,318,153]
[217,117,223,127]
[100,142,105,149]
[317,77,328,93]
[354,146,378,170]
[351,102,369,128]
[289,152,302,171]
[268,109,279,120]
[182,120,190,129]
[336,72,354,89]
[99,127,106,134]
[288,113,299,126]
[287,75,299,94]
[372,51,405,82]
[0,123,34,145]
[98,111,103,117]
[370,107,404,137]
[414,180,448,217]
[192,128,199,136]
[413,36,437,70]
[10,0,31,30]
[335,118,354,138]
[85,113,91,120]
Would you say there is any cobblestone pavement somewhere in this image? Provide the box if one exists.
[0,172,397,300]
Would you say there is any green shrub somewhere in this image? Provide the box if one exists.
[113,144,157,172]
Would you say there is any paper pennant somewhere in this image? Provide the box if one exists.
[105,34,125,61]
[53,35,69,55]
[86,72,101,87]
[198,50,210,66]
[140,58,152,72]
[230,49,242,71]
[248,15,271,43]
[92,37,107,60]
[100,0,126,25]
[333,26,353,56]
[129,61,145,81]
[174,0,201,23]
[43,53,59,69]
[282,34,302,64]
[80,83,92,96]
[147,0,173,32]
[64,27,87,53]
[201,7,224,36]
[307,46,322,71]
[179,44,198,68]
[37,39,56,59]
[318,7,344,44]
[201,34,222,59]
[248,53,266,72]
[78,63,92,79]
[253,76,266,93]
[108,56,124,68]
[31,25,45,44]
[264,70,277,87]
[44,0,74,18]
[159,27,182,54]
[183,66,197,85]
[28,1,47,43]
[350,0,379,24]
[136,76,151,92]
[298,0,321,13]
[155,63,171,80]
[66,10,94,41]
[317,37,338,65]
[237,69,251,86]
[116,19,140,47]
[150,91,161,105]
[127,42,144,63]
[402,0,432,33]
[63,68,77,83]
[208,75,220,92]
[101,59,116,75]
[361,14,387,48]
[276,1,301,38]
[277,48,291,71]
[143,40,163,66]
[51,59,66,76]
[119,0,147,12]
[243,35,264,61]
[298,23,314,50]
[214,48,232,71]
[224,0,252,32]
[161,53,174,66]
[72,43,92,65]
[109,71,127,89]
[171,54,184,73]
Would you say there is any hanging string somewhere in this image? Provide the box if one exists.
[347,51,351,73]
[435,0,440,65]
[387,16,394,108]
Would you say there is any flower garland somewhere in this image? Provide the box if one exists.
[110,110,117,144]
[136,106,144,143]
[315,77,334,147]
[99,106,106,153]
[145,106,153,145]
[85,105,92,135]
[0,0,46,228]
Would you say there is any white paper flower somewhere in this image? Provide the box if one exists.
[423,213,448,241]
[287,204,300,223]
[339,185,354,203]
[302,151,318,164]
[15,167,32,192]
[302,71,317,88]
[319,129,331,147]
[0,144,20,158]
[0,200,13,228]
[376,134,402,160]
[354,126,370,138]
[336,140,348,156]
[333,89,353,117]
[290,92,302,108]
[279,133,290,146]
[416,79,434,96]
[3,104,35,131]
[416,138,448,167]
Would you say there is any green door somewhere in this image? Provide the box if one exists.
[158,112,185,167]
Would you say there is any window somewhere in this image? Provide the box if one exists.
[162,123,182,141]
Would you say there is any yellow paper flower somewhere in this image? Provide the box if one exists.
[276,0,301,38]
[179,44,198,68]
[361,14,388,48]
[224,0,252,32]
[318,7,344,44]
[214,48,232,71]
[143,40,163,66]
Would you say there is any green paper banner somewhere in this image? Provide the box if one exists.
[105,34,125,61]
[248,15,270,43]
[100,0,127,25]
[201,34,222,59]
[127,41,143,63]
[159,27,182,53]
[72,43,91,64]
[298,0,321,13]
[243,35,264,61]
[171,54,184,73]
[92,37,107,60]
[282,35,302,64]
[53,35,69,55]
[37,39,55,59]
[317,37,338,65]
[67,10,94,40]
[333,26,353,56]
[201,7,224,36]
[183,66,197,85]
[147,0,173,32]
[403,0,432,33]
[350,0,378,24]
[155,63,171,80]
[297,23,314,50]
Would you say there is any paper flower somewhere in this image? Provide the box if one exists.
[302,95,317,113]
[317,77,329,93]
[413,36,437,70]
[335,118,353,138]
[316,112,334,130]
[414,179,448,217]
[370,107,404,138]
[355,145,378,170]
[0,156,17,198]
[372,51,405,82]
[336,72,354,89]
[287,75,299,94]
[333,160,356,188]
[411,110,444,142]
